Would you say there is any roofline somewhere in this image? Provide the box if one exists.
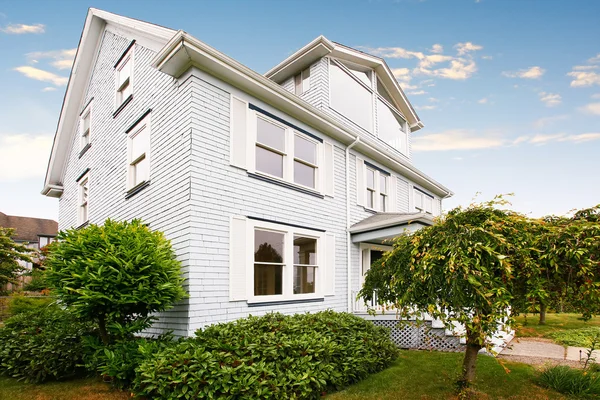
[349,212,434,234]
[151,31,453,198]
[264,36,423,131]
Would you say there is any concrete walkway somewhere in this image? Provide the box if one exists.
[499,337,600,365]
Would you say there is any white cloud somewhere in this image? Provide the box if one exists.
[0,23,45,34]
[429,44,443,54]
[415,105,437,111]
[592,93,600,99]
[452,157,463,161]
[41,87,56,92]
[26,48,76,70]
[478,98,488,104]
[579,102,600,115]
[408,90,426,95]
[413,129,505,151]
[532,114,569,129]
[573,65,598,71]
[568,70,600,87]
[0,134,53,181]
[589,54,600,64]
[539,92,562,107]
[529,133,564,144]
[13,66,68,86]
[454,42,483,56]
[428,97,439,103]
[502,66,545,79]
[481,55,493,60]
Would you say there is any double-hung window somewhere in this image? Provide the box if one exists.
[78,173,89,225]
[294,68,310,96]
[380,174,388,212]
[127,114,150,190]
[293,134,317,189]
[366,167,376,209]
[357,158,394,212]
[293,236,317,294]
[80,102,91,151]
[255,116,286,179]
[414,188,434,214]
[115,50,133,108]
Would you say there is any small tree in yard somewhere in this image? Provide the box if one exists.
[0,227,33,287]
[45,219,187,345]
[359,199,540,386]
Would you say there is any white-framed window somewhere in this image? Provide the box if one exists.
[115,49,133,108]
[80,102,92,150]
[78,173,89,225]
[366,167,376,209]
[414,188,434,214]
[254,113,320,190]
[127,114,150,190]
[294,67,310,96]
[365,166,389,212]
[380,174,388,212]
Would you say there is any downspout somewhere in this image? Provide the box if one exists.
[346,137,360,312]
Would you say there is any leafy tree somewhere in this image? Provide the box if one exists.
[0,227,33,287]
[45,219,187,345]
[359,199,538,385]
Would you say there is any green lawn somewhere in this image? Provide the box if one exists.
[0,351,564,400]
[515,313,600,339]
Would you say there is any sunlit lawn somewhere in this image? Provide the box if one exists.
[0,376,129,400]
[515,313,600,339]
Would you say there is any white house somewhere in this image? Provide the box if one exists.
[42,9,462,349]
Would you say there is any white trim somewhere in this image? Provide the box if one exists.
[79,100,92,151]
[115,45,134,110]
[359,243,393,289]
[77,171,90,226]
[126,113,151,190]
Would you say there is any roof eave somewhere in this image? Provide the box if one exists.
[349,213,434,234]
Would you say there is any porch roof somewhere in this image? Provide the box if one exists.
[349,212,434,244]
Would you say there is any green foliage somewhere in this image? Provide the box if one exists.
[550,327,600,348]
[134,311,398,399]
[23,266,49,292]
[83,333,174,389]
[538,365,600,396]
[45,219,187,343]
[0,227,33,286]
[6,295,54,316]
[0,306,95,383]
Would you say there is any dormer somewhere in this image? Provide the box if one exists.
[266,36,422,159]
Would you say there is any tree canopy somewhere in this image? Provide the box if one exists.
[0,227,33,287]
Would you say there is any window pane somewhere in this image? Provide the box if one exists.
[254,230,284,263]
[254,264,282,296]
[366,190,374,208]
[380,194,386,212]
[134,157,149,185]
[380,175,387,194]
[377,99,407,154]
[377,79,395,106]
[257,118,285,151]
[425,196,433,213]
[83,114,90,132]
[415,191,423,209]
[294,135,316,164]
[294,266,315,294]
[294,161,315,188]
[293,236,316,265]
[371,250,384,267]
[329,62,373,132]
[256,146,283,178]
[366,168,375,189]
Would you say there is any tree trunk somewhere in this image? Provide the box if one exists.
[539,303,547,325]
[98,313,110,345]
[460,332,483,386]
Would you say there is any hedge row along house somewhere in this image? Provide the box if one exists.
[43,9,503,350]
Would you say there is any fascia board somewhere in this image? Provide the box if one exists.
[264,35,335,81]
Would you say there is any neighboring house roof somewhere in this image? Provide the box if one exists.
[42,9,453,199]
[0,212,58,243]
[349,212,434,244]
[264,36,422,132]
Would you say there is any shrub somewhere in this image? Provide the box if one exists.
[134,311,398,399]
[7,294,54,316]
[550,327,600,348]
[22,269,49,292]
[0,305,95,383]
[538,365,600,396]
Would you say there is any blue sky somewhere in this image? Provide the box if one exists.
[0,0,599,221]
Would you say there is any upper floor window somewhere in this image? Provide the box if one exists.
[414,188,434,214]
[293,134,317,189]
[294,68,310,95]
[380,174,388,212]
[80,102,91,151]
[78,173,89,226]
[127,114,150,190]
[356,158,395,212]
[115,49,133,108]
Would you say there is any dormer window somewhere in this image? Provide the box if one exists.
[294,68,310,95]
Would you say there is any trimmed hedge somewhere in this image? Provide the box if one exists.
[0,306,95,383]
[134,311,398,399]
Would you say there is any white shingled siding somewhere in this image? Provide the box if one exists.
[300,57,329,110]
[184,67,348,334]
[58,29,192,336]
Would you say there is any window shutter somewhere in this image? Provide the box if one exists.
[323,142,334,197]
[230,96,248,169]
[356,157,365,206]
[229,216,247,301]
[324,233,336,296]
[388,175,397,212]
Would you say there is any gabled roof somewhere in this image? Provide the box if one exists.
[42,8,175,198]
[0,212,58,242]
[264,36,423,132]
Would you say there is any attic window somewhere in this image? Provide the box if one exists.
[115,47,134,109]
[294,68,310,95]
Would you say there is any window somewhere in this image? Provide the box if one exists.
[366,167,375,209]
[364,164,389,212]
[254,230,284,296]
[127,115,150,190]
[329,61,373,132]
[254,112,321,191]
[80,103,91,150]
[115,51,133,108]
[294,68,310,95]
[293,236,317,294]
[380,174,388,212]
[414,188,434,214]
[78,174,89,225]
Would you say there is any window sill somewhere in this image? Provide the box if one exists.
[247,172,324,199]
[76,221,89,230]
[113,94,133,118]
[247,297,324,307]
[125,180,150,200]
[363,207,378,214]
[78,143,91,159]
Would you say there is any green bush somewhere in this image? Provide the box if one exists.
[134,311,398,399]
[7,295,54,316]
[22,269,49,292]
[538,365,600,396]
[550,327,600,348]
[0,305,95,383]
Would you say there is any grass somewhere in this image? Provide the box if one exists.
[515,313,600,340]
[329,350,564,400]
[0,351,564,400]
